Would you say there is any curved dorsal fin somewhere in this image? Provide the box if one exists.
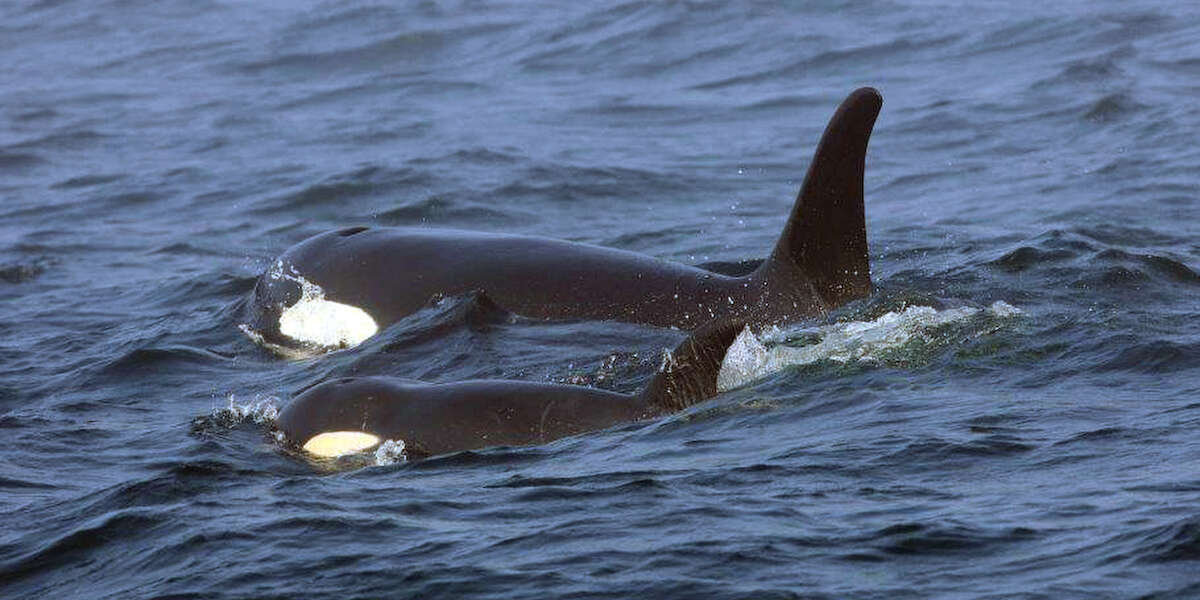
[767,87,881,308]
[641,319,745,413]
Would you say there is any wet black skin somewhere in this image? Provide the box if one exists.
[278,378,646,458]
[248,88,882,351]
[277,319,743,459]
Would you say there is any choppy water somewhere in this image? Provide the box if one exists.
[3,1,1199,598]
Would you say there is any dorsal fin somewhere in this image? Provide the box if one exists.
[641,319,745,413]
[767,87,881,308]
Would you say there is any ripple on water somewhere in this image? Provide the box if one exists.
[1094,340,1200,375]
[1139,517,1200,563]
[2,1,1199,598]
[0,260,51,284]
[48,173,127,189]
[871,522,1041,557]
[3,510,170,586]
[0,151,46,171]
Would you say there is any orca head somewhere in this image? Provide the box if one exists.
[277,378,403,458]
[243,259,378,355]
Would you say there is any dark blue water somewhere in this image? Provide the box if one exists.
[3,1,1199,598]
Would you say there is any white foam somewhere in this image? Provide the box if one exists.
[716,326,770,392]
[211,393,280,425]
[374,439,408,466]
[717,301,1022,392]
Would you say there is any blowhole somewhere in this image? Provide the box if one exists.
[337,226,369,237]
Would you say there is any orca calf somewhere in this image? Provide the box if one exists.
[246,88,881,353]
[277,320,743,460]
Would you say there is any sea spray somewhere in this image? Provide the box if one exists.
[211,393,280,426]
[718,301,1022,391]
[374,439,408,466]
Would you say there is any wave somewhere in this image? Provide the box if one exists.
[719,302,1023,392]
[0,260,52,284]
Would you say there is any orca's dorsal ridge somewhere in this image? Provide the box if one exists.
[766,86,880,311]
[245,88,883,354]
[277,318,745,460]
[641,318,745,413]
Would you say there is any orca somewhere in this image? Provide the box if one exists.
[276,319,744,460]
[245,88,881,353]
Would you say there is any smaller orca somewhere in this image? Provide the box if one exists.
[245,88,882,354]
[276,319,743,460]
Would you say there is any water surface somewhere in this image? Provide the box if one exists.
[2,1,1198,598]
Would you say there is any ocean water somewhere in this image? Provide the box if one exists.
[2,1,1199,598]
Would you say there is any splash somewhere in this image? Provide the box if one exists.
[717,301,1022,392]
[241,260,378,355]
[191,394,282,435]
[213,393,280,424]
[292,434,406,466]
[374,439,408,466]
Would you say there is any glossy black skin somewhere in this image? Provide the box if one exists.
[255,226,788,329]
[248,87,881,350]
[278,377,648,459]
[277,319,743,459]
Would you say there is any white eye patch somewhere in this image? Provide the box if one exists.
[269,264,378,349]
[279,297,378,349]
[303,431,382,457]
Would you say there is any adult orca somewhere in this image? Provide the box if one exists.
[245,88,881,354]
[277,319,744,459]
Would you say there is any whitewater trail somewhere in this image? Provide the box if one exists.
[717,302,1023,392]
